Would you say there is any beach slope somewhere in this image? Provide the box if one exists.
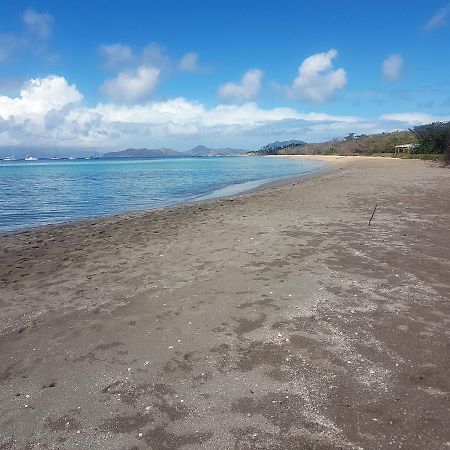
[0,157,449,449]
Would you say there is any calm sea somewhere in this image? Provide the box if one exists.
[0,157,326,233]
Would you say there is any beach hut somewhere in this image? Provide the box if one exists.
[394,143,418,155]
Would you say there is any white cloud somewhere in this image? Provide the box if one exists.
[379,112,450,125]
[0,34,23,63]
[0,75,82,118]
[93,99,361,133]
[218,69,263,103]
[100,66,160,103]
[382,54,404,81]
[424,5,450,31]
[99,43,134,68]
[0,8,54,63]
[99,42,172,71]
[98,43,205,100]
[179,52,201,72]
[286,49,347,103]
[141,43,171,70]
[1,74,448,150]
[22,8,54,40]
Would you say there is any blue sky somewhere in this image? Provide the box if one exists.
[0,0,449,151]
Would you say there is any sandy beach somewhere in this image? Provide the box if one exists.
[0,156,449,449]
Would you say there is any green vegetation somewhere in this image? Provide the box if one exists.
[411,121,450,162]
[251,121,450,163]
[275,130,418,156]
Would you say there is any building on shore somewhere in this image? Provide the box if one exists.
[394,143,420,154]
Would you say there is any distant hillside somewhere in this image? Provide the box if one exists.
[258,140,307,154]
[275,131,417,156]
[103,148,182,158]
[101,146,245,158]
[250,131,418,156]
[184,145,245,156]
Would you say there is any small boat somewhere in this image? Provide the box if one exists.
[50,150,61,160]
[3,146,16,161]
[68,155,76,160]
[25,155,38,161]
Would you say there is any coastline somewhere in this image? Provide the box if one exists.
[0,156,329,237]
[0,156,449,449]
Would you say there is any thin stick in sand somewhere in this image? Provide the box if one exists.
[369,204,378,226]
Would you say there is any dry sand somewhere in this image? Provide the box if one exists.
[0,156,449,449]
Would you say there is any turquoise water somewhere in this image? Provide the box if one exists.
[0,157,325,233]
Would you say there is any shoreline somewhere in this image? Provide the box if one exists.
[0,156,330,237]
[0,156,449,449]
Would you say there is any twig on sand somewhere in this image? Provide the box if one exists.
[369,204,378,226]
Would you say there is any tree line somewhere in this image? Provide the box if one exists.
[411,121,450,161]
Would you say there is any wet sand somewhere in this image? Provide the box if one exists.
[0,156,449,449]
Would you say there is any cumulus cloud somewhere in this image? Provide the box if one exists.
[218,69,263,103]
[382,54,404,81]
[141,43,171,70]
[179,52,201,72]
[99,43,134,68]
[22,8,54,39]
[98,43,205,100]
[0,8,54,63]
[98,43,169,102]
[286,49,347,102]
[100,66,160,103]
[424,5,450,31]
[379,112,450,125]
[2,74,448,150]
[99,42,177,72]
[0,75,82,117]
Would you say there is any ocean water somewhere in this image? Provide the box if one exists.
[0,157,326,233]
